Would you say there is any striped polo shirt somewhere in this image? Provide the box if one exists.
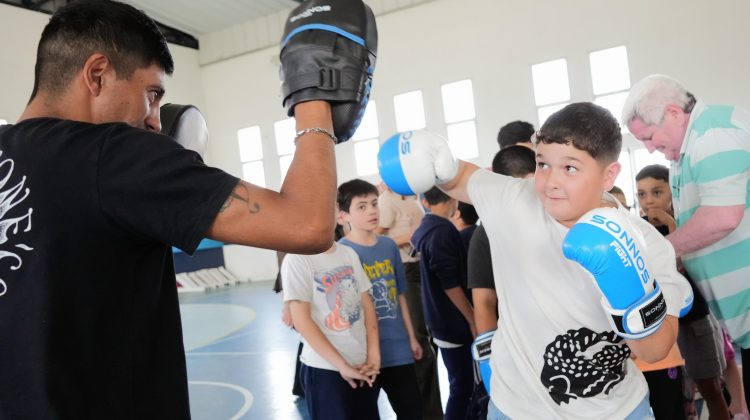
[670,100,750,347]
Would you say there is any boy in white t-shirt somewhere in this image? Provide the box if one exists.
[377,102,693,419]
[282,226,381,420]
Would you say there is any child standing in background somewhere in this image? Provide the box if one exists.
[338,179,424,419]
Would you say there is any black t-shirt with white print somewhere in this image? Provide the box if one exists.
[0,118,238,419]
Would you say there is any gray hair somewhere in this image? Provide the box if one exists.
[621,74,696,126]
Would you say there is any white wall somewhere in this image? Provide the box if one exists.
[3,0,750,282]
[201,0,750,177]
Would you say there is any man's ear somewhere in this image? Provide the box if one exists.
[81,53,111,96]
[603,161,621,191]
[664,103,687,124]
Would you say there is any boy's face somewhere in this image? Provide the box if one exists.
[636,177,672,214]
[534,142,619,227]
[340,193,379,232]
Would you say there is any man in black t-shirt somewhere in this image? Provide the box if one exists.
[0,0,368,418]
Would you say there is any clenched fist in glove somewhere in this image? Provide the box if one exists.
[280,0,377,143]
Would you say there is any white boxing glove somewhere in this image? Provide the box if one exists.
[160,103,209,158]
[377,130,459,196]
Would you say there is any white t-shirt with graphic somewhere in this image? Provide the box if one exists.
[282,243,372,371]
[467,169,691,419]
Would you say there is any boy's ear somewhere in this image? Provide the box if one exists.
[602,160,621,191]
[421,197,430,210]
[338,208,349,223]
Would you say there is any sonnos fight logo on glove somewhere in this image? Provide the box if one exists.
[586,213,651,288]
[289,5,331,22]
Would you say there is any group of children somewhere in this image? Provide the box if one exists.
[280,101,746,420]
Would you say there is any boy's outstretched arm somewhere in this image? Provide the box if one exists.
[439,160,480,205]
[445,287,477,338]
[289,300,374,388]
[398,294,423,360]
[359,292,380,380]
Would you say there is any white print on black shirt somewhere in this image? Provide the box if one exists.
[540,327,629,405]
[0,153,33,297]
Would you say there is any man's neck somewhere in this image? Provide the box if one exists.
[345,228,378,246]
[19,91,90,123]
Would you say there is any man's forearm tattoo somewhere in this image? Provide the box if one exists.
[220,182,261,214]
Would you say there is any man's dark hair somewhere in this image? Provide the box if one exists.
[535,102,621,163]
[422,186,451,205]
[337,179,378,213]
[636,164,669,183]
[492,145,536,177]
[30,0,174,101]
[457,202,478,225]
[497,120,535,149]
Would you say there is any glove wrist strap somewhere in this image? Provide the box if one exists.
[603,283,667,340]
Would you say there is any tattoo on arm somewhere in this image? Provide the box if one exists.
[219,182,261,214]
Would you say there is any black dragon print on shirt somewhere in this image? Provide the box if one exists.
[540,327,630,405]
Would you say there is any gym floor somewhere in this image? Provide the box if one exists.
[180,281,451,419]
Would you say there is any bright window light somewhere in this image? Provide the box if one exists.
[393,90,426,132]
[274,118,296,156]
[441,79,476,124]
[531,59,570,106]
[615,150,634,210]
[279,154,294,184]
[242,161,266,188]
[590,46,631,95]
[354,139,380,176]
[352,101,379,141]
[595,91,630,131]
[633,148,671,174]
[446,121,479,160]
[537,103,569,127]
[237,126,263,163]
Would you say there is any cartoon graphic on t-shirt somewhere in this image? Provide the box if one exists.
[362,258,397,320]
[0,154,33,297]
[314,266,361,331]
[540,327,629,405]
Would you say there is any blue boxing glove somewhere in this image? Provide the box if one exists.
[471,329,494,394]
[377,130,459,195]
[563,207,667,340]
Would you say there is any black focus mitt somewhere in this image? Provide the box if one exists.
[280,0,377,143]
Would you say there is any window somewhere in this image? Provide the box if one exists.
[615,150,635,211]
[352,101,379,141]
[237,125,266,187]
[353,101,380,176]
[274,118,296,183]
[278,154,294,184]
[354,139,380,176]
[441,79,478,159]
[589,46,631,130]
[393,90,426,132]
[531,59,570,126]
[446,121,478,160]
